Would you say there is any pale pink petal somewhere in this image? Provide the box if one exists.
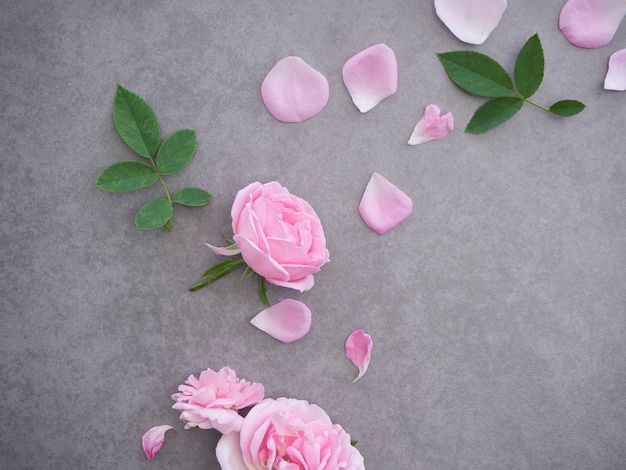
[408,104,454,145]
[435,0,507,44]
[261,56,329,123]
[141,425,174,460]
[205,243,241,256]
[216,432,248,470]
[358,173,413,235]
[604,48,626,90]
[559,0,626,48]
[342,44,398,113]
[345,329,373,383]
[250,299,312,343]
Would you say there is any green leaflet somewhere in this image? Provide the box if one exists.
[437,51,514,97]
[189,257,247,291]
[135,198,174,230]
[96,161,158,192]
[437,34,585,133]
[97,85,212,232]
[172,187,212,207]
[466,97,524,134]
[549,100,586,117]
[157,129,197,175]
[113,85,160,158]
[514,33,544,98]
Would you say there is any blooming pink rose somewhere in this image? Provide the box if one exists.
[216,398,365,470]
[231,182,330,292]
[171,366,264,434]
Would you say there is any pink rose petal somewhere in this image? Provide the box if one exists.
[250,299,312,343]
[345,329,373,383]
[261,56,329,123]
[435,0,507,44]
[605,48,626,90]
[358,173,413,235]
[408,104,454,145]
[342,43,398,113]
[559,0,626,48]
[216,432,247,470]
[142,425,174,460]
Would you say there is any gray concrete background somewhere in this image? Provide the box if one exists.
[2,1,625,469]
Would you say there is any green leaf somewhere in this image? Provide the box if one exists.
[135,198,173,230]
[190,257,247,291]
[172,187,212,207]
[259,276,270,307]
[514,33,544,98]
[113,85,160,158]
[95,161,158,192]
[437,51,515,97]
[156,129,197,175]
[549,100,586,117]
[466,97,524,133]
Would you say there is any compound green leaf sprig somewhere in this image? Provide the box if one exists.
[437,34,585,133]
[96,85,212,231]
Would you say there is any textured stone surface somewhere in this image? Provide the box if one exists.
[1,1,625,468]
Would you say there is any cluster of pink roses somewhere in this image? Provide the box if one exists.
[143,366,365,469]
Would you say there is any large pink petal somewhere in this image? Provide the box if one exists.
[261,56,329,123]
[358,173,413,235]
[435,0,507,44]
[216,432,248,470]
[408,104,454,145]
[559,0,626,48]
[250,299,312,343]
[141,425,174,460]
[605,48,626,90]
[342,43,398,113]
[345,329,373,383]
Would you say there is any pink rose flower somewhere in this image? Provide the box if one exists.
[216,398,365,470]
[231,182,330,292]
[171,366,264,434]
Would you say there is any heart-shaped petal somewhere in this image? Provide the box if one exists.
[559,0,626,48]
[435,0,507,44]
[408,104,454,145]
[142,425,174,460]
[250,299,312,343]
[345,329,373,383]
[358,173,413,235]
[342,43,398,113]
[605,48,626,90]
[261,56,329,123]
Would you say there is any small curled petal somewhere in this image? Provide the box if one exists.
[408,104,454,145]
[345,329,373,382]
[604,48,626,90]
[142,425,174,460]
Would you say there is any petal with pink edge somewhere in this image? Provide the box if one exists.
[408,104,454,145]
[559,0,626,48]
[359,173,413,235]
[142,425,174,460]
[261,56,329,123]
[345,329,373,383]
[605,48,626,90]
[216,432,247,470]
[342,44,398,113]
[250,299,312,343]
[435,0,507,45]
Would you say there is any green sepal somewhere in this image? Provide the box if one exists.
[437,51,514,98]
[190,257,247,291]
[135,198,173,230]
[259,276,270,307]
[514,33,544,98]
[466,97,524,133]
[156,129,197,175]
[351,440,358,447]
[549,100,586,117]
[172,187,212,207]
[239,266,255,282]
[95,161,158,192]
[113,85,160,158]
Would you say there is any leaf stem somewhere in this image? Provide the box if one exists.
[147,154,174,232]
[512,92,551,112]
